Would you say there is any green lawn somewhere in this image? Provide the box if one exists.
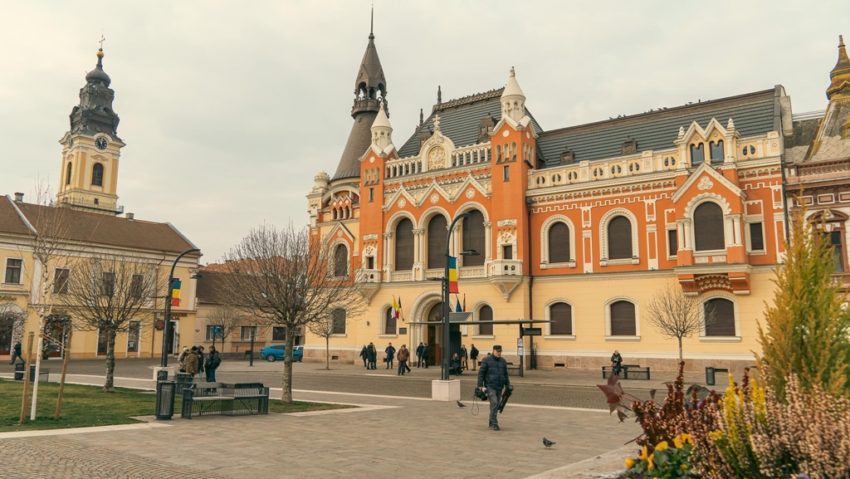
[0,379,350,432]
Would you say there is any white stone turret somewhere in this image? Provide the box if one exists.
[370,101,394,153]
[501,66,526,124]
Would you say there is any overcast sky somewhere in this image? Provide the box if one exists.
[0,1,846,262]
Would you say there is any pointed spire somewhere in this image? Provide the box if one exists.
[828,34,850,99]
[727,118,735,130]
[72,45,119,137]
[371,101,394,151]
[501,66,527,123]
[372,101,392,130]
[419,108,424,126]
[369,2,374,40]
[502,66,525,99]
[352,10,386,101]
[437,85,442,105]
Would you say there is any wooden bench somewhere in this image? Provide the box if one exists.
[624,366,651,380]
[181,382,269,419]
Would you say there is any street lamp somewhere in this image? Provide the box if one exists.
[160,247,200,367]
[441,212,479,381]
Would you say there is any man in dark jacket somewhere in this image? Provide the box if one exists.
[415,342,424,368]
[421,343,429,368]
[359,345,368,368]
[385,343,396,369]
[477,345,510,431]
[10,342,21,364]
[367,342,377,370]
[196,346,206,376]
[205,346,221,382]
[470,344,479,371]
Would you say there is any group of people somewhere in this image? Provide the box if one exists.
[358,342,482,377]
[178,345,222,382]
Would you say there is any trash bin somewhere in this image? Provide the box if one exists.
[175,372,193,394]
[705,367,716,386]
[156,369,169,382]
[13,362,24,380]
[155,380,176,420]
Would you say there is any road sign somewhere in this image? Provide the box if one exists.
[521,327,542,336]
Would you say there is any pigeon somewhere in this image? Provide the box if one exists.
[542,437,556,448]
[456,400,466,408]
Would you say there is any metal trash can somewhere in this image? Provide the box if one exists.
[156,370,169,382]
[13,362,24,380]
[155,380,176,420]
[705,367,716,386]
[175,372,193,395]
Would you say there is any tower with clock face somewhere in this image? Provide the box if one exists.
[56,47,125,215]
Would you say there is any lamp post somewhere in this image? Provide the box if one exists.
[160,247,200,367]
[441,212,478,381]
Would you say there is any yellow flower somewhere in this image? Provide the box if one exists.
[655,440,669,452]
[639,445,649,459]
[647,453,655,470]
[624,457,635,469]
[680,464,689,471]
[674,433,695,448]
[708,430,723,442]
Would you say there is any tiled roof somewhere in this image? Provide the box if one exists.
[537,88,781,167]
[0,198,198,255]
[397,88,544,158]
[196,270,230,304]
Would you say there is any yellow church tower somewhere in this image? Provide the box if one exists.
[56,46,124,215]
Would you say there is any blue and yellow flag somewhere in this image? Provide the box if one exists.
[448,256,459,293]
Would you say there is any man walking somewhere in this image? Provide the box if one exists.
[416,342,424,368]
[396,344,410,375]
[367,342,377,370]
[421,343,429,368]
[359,345,368,368]
[477,345,510,431]
[9,341,21,364]
[470,344,479,371]
[385,343,396,369]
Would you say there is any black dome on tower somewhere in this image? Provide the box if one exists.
[69,48,120,139]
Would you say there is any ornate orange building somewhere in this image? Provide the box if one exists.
[306,26,811,375]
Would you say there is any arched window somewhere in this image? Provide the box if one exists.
[478,305,493,335]
[548,222,571,263]
[607,216,633,260]
[333,244,348,277]
[462,210,485,266]
[331,308,346,334]
[395,218,414,271]
[693,202,725,251]
[704,298,735,336]
[690,143,705,165]
[91,163,104,187]
[427,215,447,269]
[65,163,72,185]
[549,302,572,335]
[384,307,396,335]
[709,140,724,163]
[609,300,636,336]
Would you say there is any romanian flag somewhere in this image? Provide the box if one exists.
[170,278,182,307]
[448,256,459,293]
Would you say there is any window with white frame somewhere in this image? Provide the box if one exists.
[240,326,257,341]
[607,216,633,260]
[667,228,678,257]
[703,298,735,336]
[747,221,765,252]
[395,218,414,270]
[693,202,725,251]
[333,243,349,277]
[549,302,573,335]
[4,258,22,284]
[609,300,637,336]
[548,222,571,263]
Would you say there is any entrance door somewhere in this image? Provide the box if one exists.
[0,318,12,355]
[426,302,445,366]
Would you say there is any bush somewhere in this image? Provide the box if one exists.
[623,435,700,478]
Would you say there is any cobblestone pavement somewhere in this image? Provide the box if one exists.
[0,390,641,478]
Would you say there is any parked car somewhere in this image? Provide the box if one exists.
[260,344,303,362]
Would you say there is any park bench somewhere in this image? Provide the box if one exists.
[601,364,650,380]
[181,381,269,419]
[506,362,522,376]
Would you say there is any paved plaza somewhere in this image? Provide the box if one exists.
[0,359,654,478]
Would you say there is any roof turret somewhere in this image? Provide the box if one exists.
[828,35,850,99]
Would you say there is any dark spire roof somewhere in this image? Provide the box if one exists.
[69,48,120,139]
[828,34,850,100]
[333,20,388,180]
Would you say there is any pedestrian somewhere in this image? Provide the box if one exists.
[205,346,221,382]
[470,343,479,371]
[477,345,511,431]
[197,346,206,376]
[9,341,21,364]
[611,350,623,376]
[178,346,190,372]
[367,342,377,370]
[415,342,424,368]
[396,344,410,375]
[450,352,462,375]
[385,342,396,369]
[185,346,199,377]
[459,344,468,371]
[421,343,429,368]
[359,345,368,368]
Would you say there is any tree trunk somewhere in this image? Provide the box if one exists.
[678,337,684,363]
[325,336,330,370]
[54,328,72,418]
[281,326,295,403]
[19,331,34,425]
[104,328,117,392]
[30,319,45,421]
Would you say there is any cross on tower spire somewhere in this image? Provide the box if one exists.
[98,34,106,50]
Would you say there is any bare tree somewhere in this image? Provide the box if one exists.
[308,307,349,370]
[646,286,711,362]
[205,306,244,352]
[60,255,160,391]
[19,187,71,420]
[219,223,364,402]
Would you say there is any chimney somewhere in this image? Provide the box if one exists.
[13,192,23,202]
[126,212,135,220]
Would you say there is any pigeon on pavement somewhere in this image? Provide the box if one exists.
[542,437,556,448]
[456,400,466,408]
